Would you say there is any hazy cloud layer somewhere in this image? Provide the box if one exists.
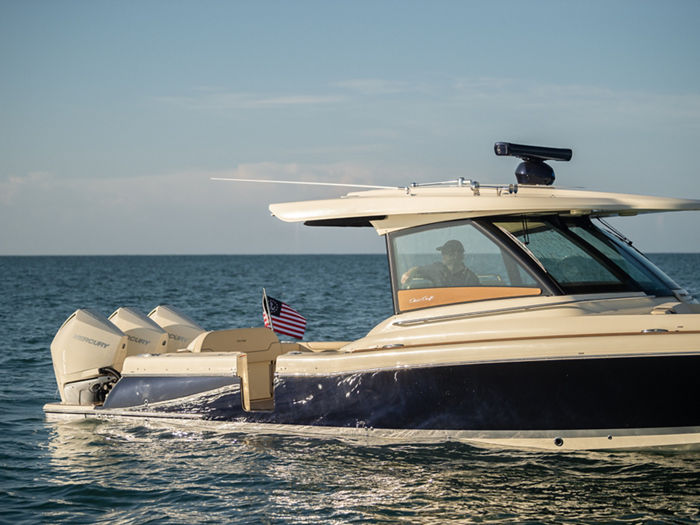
[157,90,346,111]
[0,163,398,255]
[156,77,700,126]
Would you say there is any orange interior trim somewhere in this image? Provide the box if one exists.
[397,287,542,311]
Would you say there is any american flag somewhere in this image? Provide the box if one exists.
[262,294,307,339]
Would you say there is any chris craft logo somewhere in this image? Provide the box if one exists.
[73,334,110,348]
[409,295,435,304]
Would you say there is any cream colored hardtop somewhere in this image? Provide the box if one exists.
[269,184,700,234]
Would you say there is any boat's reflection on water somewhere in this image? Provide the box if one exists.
[44,416,699,523]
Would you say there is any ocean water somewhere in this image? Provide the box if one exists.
[0,254,698,524]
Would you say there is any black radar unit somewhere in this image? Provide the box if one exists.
[494,142,572,185]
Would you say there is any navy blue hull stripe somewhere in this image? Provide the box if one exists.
[104,355,699,430]
[103,376,238,409]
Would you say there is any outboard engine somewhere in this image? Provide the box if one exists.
[109,307,168,357]
[147,305,205,352]
[50,309,127,405]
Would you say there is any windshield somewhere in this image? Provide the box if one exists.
[388,216,680,312]
[493,217,679,297]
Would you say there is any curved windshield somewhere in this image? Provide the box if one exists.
[493,217,679,297]
[389,220,544,312]
[388,216,681,312]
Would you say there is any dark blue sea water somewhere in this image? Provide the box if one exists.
[0,254,698,524]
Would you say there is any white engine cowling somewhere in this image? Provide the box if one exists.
[50,309,127,405]
[147,304,205,352]
[109,307,168,357]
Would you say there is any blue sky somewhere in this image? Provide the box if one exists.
[2,0,700,254]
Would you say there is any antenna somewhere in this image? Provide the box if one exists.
[494,142,572,185]
[211,177,396,190]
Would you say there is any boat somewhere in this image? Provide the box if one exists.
[44,142,700,450]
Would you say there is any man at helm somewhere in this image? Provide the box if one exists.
[400,240,480,287]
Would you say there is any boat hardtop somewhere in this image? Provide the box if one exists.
[270,183,700,234]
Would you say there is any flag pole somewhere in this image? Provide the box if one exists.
[262,288,274,333]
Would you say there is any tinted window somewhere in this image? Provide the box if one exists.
[495,217,676,296]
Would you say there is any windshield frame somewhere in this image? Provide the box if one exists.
[386,215,681,314]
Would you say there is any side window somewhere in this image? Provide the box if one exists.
[390,221,541,311]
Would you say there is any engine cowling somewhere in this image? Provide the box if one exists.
[109,307,168,357]
[50,309,127,405]
[147,304,205,352]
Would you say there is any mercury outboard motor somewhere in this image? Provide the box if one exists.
[109,307,168,357]
[147,304,205,352]
[50,309,127,405]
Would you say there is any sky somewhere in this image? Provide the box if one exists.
[2,0,700,255]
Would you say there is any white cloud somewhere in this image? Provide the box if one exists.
[157,78,427,112]
[157,90,345,111]
[0,171,54,205]
[332,78,418,96]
